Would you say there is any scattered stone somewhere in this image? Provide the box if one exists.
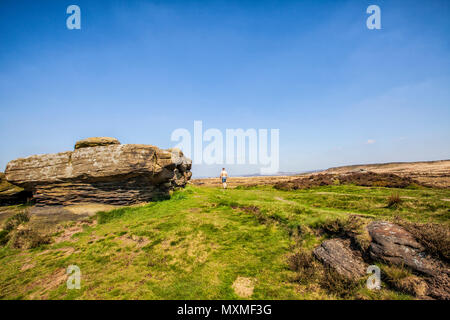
[313,238,366,280]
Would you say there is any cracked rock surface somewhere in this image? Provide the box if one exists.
[5,138,192,206]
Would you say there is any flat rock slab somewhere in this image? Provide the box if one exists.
[367,221,439,276]
[367,220,450,299]
[74,137,120,149]
[314,238,367,279]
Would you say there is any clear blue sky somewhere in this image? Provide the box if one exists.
[1,0,449,177]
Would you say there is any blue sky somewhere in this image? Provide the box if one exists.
[1,0,449,177]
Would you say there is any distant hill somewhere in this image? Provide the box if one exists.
[192,160,450,188]
[320,159,450,188]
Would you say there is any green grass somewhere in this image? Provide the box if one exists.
[0,184,448,300]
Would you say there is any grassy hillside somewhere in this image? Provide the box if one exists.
[0,184,449,300]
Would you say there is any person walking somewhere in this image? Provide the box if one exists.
[220,168,228,189]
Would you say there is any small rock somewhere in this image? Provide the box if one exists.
[74,137,120,150]
[313,238,366,280]
[0,172,31,206]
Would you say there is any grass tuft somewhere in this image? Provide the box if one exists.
[387,192,402,208]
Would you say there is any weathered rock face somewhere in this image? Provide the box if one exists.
[74,137,120,150]
[5,139,192,206]
[313,239,367,280]
[368,221,450,299]
[0,172,32,206]
[368,221,440,276]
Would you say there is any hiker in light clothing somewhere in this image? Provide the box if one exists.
[220,168,228,189]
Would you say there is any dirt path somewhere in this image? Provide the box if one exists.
[274,196,296,204]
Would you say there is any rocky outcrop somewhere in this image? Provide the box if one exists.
[313,239,367,280]
[0,173,32,206]
[74,137,120,150]
[313,221,450,299]
[5,138,192,206]
[367,221,441,276]
[367,220,450,299]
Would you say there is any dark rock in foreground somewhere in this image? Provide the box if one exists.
[313,238,367,280]
[5,138,192,206]
[367,220,450,299]
[368,221,441,276]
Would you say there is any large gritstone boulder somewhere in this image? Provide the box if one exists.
[368,221,450,299]
[4,138,192,206]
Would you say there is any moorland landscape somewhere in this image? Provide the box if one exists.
[0,138,448,300]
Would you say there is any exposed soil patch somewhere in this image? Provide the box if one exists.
[118,234,150,248]
[21,262,35,271]
[232,277,256,298]
[322,160,450,188]
[28,268,67,299]
[274,196,296,204]
[9,227,51,249]
[64,203,119,216]
[54,226,84,243]
[191,160,450,189]
[0,207,28,227]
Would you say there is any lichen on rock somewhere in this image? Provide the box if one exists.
[313,238,367,280]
